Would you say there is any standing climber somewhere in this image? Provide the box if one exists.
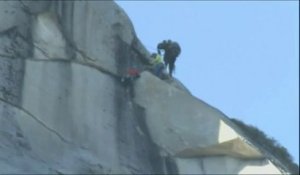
[157,40,181,77]
[120,68,140,97]
[150,53,165,79]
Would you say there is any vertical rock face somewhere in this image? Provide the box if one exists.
[0,1,290,174]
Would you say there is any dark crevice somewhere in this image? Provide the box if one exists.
[54,1,77,60]
[165,156,179,174]
[134,105,165,173]
[130,36,151,66]
[114,36,166,173]
[28,57,119,80]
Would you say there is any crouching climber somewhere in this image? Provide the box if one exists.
[150,53,166,79]
[120,68,140,98]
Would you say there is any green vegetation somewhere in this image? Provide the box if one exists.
[230,118,299,174]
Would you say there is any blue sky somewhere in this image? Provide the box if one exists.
[116,1,299,164]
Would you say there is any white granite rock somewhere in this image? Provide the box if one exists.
[0,1,290,174]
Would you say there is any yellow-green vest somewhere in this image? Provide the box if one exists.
[151,54,163,65]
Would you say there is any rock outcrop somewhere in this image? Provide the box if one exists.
[0,1,290,174]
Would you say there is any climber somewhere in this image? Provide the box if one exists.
[157,40,181,77]
[149,53,166,79]
[120,67,140,97]
[120,67,140,86]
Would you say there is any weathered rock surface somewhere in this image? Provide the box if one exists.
[134,72,284,174]
[0,1,290,174]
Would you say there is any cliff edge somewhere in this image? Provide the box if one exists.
[0,1,290,174]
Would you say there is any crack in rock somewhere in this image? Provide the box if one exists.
[0,98,72,145]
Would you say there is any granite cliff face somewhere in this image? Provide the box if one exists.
[0,1,290,174]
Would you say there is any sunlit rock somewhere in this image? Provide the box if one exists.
[0,1,291,174]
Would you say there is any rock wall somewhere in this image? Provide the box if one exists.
[0,1,156,173]
[0,1,290,174]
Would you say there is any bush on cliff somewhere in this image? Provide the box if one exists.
[230,118,299,174]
